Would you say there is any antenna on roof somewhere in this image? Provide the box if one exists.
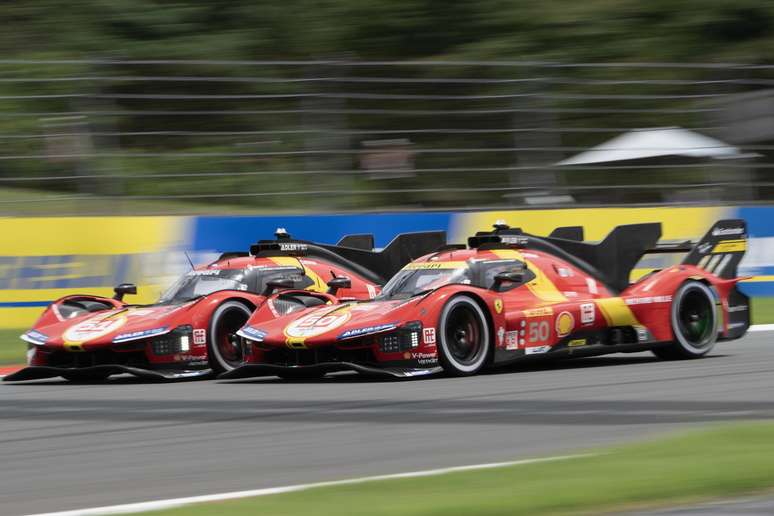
[493,220,510,230]
[183,251,195,271]
[275,227,290,240]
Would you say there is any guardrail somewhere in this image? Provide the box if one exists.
[0,59,773,213]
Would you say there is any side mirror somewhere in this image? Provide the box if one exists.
[263,277,295,296]
[113,283,137,301]
[327,276,352,295]
[492,270,523,290]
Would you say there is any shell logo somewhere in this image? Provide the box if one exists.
[555,311,575,337]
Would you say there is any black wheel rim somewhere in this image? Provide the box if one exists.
[677,289,714,348]
[445,305,483,365]
[216,308,249,368]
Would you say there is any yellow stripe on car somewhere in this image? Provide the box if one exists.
[492,249,567,303]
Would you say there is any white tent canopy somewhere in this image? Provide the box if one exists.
[556,127,750,166]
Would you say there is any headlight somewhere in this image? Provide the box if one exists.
[378,321,422,353]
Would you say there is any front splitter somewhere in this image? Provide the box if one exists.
[219,362,441,380]
[3,365,212,382]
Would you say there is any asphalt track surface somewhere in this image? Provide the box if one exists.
[3,333,774,516]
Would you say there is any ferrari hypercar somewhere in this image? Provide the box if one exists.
[221,219,750,380]
[5,229,444,382]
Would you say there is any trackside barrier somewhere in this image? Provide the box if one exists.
[1,206,772,328]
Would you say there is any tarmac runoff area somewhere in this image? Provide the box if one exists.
[1,331,774,516]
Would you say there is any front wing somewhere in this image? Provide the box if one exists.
[219,362,441,380]
[3,365,212,382]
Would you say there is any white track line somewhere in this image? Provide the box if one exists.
[749,324,774,332]
[23,454,590,516]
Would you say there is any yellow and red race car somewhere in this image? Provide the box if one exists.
[5,229,445,382]
[223,220,749,379]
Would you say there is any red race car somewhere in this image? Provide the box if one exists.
[221,220,750,380]
[5,229,444,382]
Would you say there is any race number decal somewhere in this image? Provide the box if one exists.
[285,308,352,339]
[63,314,127,344]
[527,321,550,343]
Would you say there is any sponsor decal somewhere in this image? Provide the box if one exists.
[525,345,550,355]
[279,242,308,252]
[563,291,578,298]
[63,313,127,346]
[498,326,505,346]
[635,327,649,342]
[712,240,746,253]
[494,298,503,314]
[113,326,169,343]
[557,267,573,278]
[188,269,221,276]
[555,311,574,337]
[403,261,466,270]
[22,329,49,345]
[241,326,267,341]
[403,351,411,359]
[712,227,744,237]
[568,338,587,347]
[127,309,154,317]
[423,327,436,345]
[338,323,397,340]
[523,307,553,318]
[625,295,672,305]
[350,303,380,312]
[410,352,438,366]
[366,284,377,299]
[285,306,352,339]
[193,329,207,345]
[500,235,529,246]
[505,331,519,350]
[580,303,595,324]
[586,278,598,295]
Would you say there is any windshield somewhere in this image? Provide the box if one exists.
[159,269,249,303]
[379,263,471,299]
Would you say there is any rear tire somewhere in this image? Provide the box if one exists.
[437,295,491,376]
[652,281,719,360]
[208,301,253,373]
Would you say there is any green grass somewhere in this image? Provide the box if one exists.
[149,423,774,516]
[0,329,26,365]
[752,297,774,325]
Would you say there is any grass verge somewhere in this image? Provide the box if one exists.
[147,422,774,516]
[752,297,774,324]
[0,329,26,365]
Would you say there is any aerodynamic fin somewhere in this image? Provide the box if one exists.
[319,231,447,282]
[548,226,584,241]
[682,219,747,279]
[336,234,375,250]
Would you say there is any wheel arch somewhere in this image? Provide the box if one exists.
[441,291,496,364]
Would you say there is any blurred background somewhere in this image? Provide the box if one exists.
[2,1,774,327]
[3,1,774,215]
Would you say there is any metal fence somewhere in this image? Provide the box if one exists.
[1,59,774,215]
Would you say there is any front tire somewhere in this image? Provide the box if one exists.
[652,281,719,360]
[437,295,491,376]
[208,301,253,373]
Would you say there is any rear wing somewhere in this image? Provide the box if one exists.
[249,230,447,284]
[466,219,747,293]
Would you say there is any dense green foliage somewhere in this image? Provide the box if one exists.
[2,1,773,212]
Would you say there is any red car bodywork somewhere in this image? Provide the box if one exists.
[6,231,445,382]
[223,220,750,379]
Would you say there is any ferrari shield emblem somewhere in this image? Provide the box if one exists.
[494,298,503,314]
